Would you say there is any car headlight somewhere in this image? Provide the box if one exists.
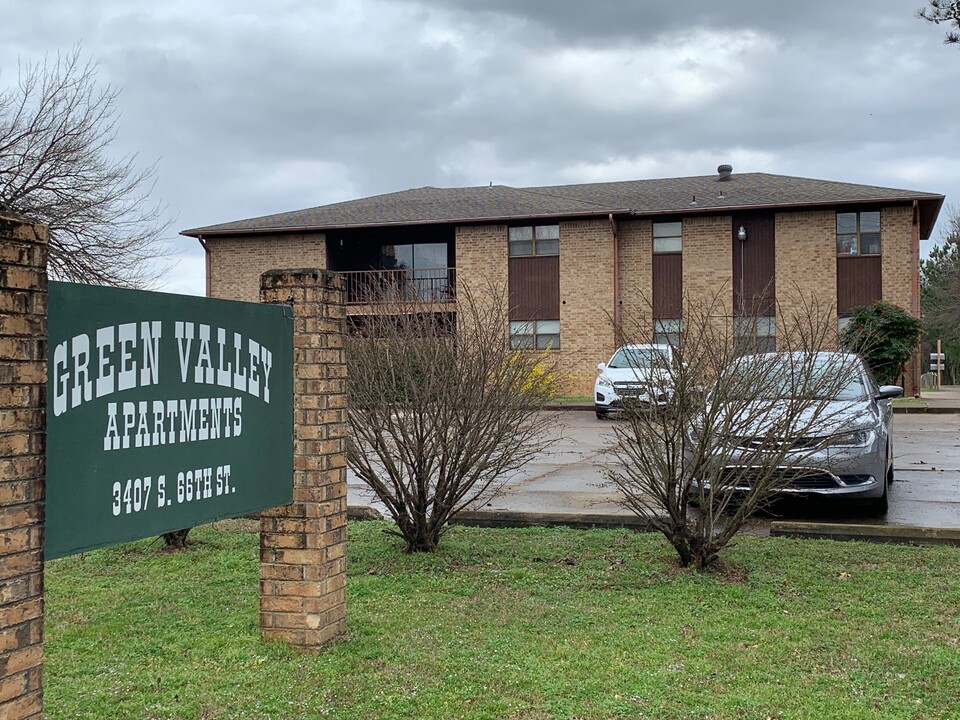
[823,429,875,448]
[596,374,614,389]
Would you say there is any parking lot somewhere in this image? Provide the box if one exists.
[348,411,960,531]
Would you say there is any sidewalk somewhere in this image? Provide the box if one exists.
[896,385,960,413]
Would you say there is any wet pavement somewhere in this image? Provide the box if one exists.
[347,411,960,531]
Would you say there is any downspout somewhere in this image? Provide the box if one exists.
[911,200,921,395]
[197,234,211,297]
[609,213,620,339]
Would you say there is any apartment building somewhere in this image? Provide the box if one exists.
[182,166,944,395]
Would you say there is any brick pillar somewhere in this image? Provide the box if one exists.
[258,269,347,648]
[0,216,47,719]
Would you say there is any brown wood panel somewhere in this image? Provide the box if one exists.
[732,213,775,316]
[837,256,882,314]
[653,253,682,319]
[509,256,559,320]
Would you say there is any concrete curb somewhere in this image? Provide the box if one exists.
[349,507,960,546]
[347,505,654,531]
[769,521,960,546]
[892,406,960,414]
[454,510,654,531]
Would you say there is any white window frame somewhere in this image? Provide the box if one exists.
[653,221,682,254]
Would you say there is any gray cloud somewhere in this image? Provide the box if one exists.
[1,0,957,293]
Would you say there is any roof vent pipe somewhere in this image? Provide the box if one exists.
[717,164,733,181]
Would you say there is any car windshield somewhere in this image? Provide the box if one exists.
[608,347,671,369]
[723,354,867,401]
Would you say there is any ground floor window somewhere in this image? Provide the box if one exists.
[510,320,560,350]
[734,316,776,354]
[652,318,681,347]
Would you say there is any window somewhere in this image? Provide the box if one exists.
[510,320,560,350]
[734,316,776,354]
[377,243,452,301]
[652,318,681,347]
[653,221,682,253]
[509,225,559,257]
[836,211,881,256]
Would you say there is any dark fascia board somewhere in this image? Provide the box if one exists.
[180,208,632,239]
[181,194,946,241]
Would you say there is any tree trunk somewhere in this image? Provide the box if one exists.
[162,528,191,549]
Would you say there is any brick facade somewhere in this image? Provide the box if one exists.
[259,269,347,649]
[880,205,915,313]
[0,216,47,720]
[454,224,508,304]
[559,219,616,395]
[204,203,921,398]
[682,215,733,316]
[774,209,839,344]
[207,233,327,302]
[617,219,653,338]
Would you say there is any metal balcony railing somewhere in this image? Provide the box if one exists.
[341,268,456,305]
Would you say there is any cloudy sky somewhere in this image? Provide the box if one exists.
[2,0,958,295]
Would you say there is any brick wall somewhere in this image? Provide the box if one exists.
[259,269,347,649]
[207,234,327,301]
[682,215,733,316]
[881,204,920,395]
[617,219,653,340]
[774,210,838,347]
[0,216,46,720]
[881,205,915,314]
[455,224,508,305]
[559,219,615,395]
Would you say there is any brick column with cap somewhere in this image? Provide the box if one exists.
[258,269,347,648]
[0,215,47,720]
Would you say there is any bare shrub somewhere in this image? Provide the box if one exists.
[604,289,860,571]
[346,281,561,552]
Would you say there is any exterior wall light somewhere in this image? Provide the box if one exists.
[738,226,747,241]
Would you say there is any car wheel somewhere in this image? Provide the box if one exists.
[596,411,608,420]
[869,481,889,516]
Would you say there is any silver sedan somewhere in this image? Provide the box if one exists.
[691,352,902,514]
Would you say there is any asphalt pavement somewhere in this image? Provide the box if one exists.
[347,410,960,536]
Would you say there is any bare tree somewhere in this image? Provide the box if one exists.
[604,290,863,571]
[918,1,960,45]
[0,47,171,287]
[346,281,561,552]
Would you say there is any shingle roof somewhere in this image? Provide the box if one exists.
[182,172,944,239]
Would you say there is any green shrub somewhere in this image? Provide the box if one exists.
[841,301,922,386]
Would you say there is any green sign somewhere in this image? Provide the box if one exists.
[45,282,294,559]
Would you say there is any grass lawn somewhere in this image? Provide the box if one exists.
[548,395,593,405]
[45,520,960,719]
[893,397,927,407]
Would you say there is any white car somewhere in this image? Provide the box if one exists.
[595,344,674,419]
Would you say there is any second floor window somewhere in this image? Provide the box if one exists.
[509,225,560,257]
[653,221,682,253]
[837,211,881,256]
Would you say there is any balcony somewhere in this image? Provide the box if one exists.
[341,268,456,312]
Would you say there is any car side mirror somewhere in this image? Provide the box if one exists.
[597,362,606,372]
[876,385,903,401]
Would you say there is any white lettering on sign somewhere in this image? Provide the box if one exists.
[174,322,272,402]
[53,320,275,416]
[53,321,163,416]
[108,465,234,516]
[103,396,243,451]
